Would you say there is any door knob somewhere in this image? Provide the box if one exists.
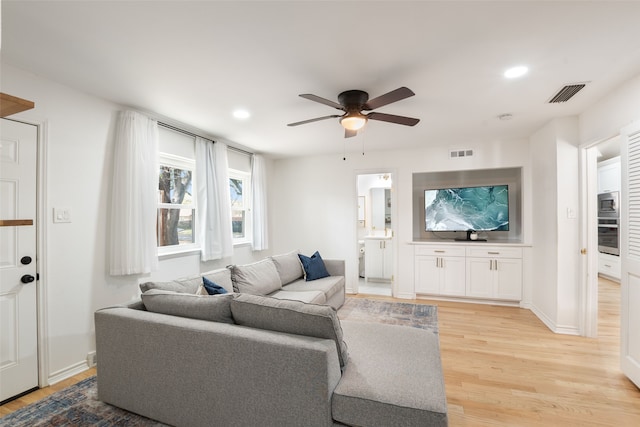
[21,274,35,284]
[21,256,32,265]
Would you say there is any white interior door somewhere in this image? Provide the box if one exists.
[620,120,640,388]
[0,118,38,402]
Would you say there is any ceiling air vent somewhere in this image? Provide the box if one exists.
[548,83,587,103]
[450,149,473,158]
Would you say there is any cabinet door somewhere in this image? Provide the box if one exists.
[598,253,621,280]
[598,159,621,193]
[465,258,494,298]
[494,258,523,300]
[440,256,466,296]
[415,256,440,294]
[382,239,393,279]
[365,240,384,278]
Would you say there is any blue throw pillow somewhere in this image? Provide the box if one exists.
[203,276,228,295]
[298,251,330,281]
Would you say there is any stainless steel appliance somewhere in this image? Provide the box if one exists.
[598,218,619,256]
[598,191,619,218]
[598,191,620,256]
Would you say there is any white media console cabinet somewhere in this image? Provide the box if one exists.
[413,241,525,304]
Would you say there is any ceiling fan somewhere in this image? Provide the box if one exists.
[287,87,420,138]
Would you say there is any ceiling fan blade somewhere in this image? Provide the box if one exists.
[363,87,415,111]
[287,115,341,127]
[345,129,358,138]
[299,94,344,110]
[367,112,420,126]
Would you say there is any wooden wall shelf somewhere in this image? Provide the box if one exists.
[0,93,35,118]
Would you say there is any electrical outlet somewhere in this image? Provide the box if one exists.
[87,351,97,367]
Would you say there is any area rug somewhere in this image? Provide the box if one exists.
[0,376,166,427]
[338,297,438,334]
[0,298,437,426]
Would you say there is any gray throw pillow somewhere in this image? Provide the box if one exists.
[141,289,235,324]
[230,294,348,368]
[271,250,304,285]
[230,258,282,295]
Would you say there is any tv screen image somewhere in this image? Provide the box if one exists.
[425,185,509,232]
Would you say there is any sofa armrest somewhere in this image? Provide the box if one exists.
[323,259,345,277]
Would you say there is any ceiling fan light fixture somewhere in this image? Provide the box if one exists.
[340,113,367,131]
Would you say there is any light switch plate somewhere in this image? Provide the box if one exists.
[53,207,71,223]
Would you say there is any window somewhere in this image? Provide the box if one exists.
[157,153,197,254]
[229,168,251,245]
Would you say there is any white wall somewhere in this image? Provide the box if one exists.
[529,117,581,334]
[2,63,271,384]
[529,122,559,325]
[580,74,640,144]
[555,118,580,331]
[271,139,532,298]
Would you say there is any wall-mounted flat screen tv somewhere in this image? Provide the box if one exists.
[425,185,509,232]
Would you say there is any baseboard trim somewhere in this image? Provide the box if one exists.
[395,292,416,300]
[48,360,91,386]
[415,294,520,307]
[529,304,580,336]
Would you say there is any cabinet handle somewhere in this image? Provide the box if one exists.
[604,264,611,268]
[489,260,493,270]
[488,251,500,255]
[494,260,498,270]
[434,250,445,253]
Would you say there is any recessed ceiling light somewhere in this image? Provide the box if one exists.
[504,66,528,79]
[233,109,250,119]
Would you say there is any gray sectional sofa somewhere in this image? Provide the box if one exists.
[94,252,448,426]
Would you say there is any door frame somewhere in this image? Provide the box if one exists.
[353,168,397,296]
[4,117,50,388]
[578,134,619,338]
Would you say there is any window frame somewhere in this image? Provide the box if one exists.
[228,168,252,246]
[157,152,199,256]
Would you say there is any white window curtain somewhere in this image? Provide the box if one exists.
[251,154,269,251]
[109,111,159,275]
[196,138,233,261]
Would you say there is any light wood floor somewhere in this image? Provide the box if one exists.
[2,278,638,426]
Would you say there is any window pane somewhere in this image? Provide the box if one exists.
[230,178,243,209]
[232,210,245,238]
[159,165,193,206]
[157,208,195,247]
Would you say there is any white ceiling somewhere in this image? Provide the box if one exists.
[3,1,640,159]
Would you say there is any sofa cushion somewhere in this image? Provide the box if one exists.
[332,321,448,427]
[141,289,235,324]
[281,276,344,302]
[298,251,330,281]
[230,258,282,295]
[270,250,303,285]
[268,289,326,305]
[139,280,198,294]
[230,294,348,368]
[203,276,228,295]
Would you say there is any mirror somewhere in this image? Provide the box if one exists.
[370,188,391,230]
